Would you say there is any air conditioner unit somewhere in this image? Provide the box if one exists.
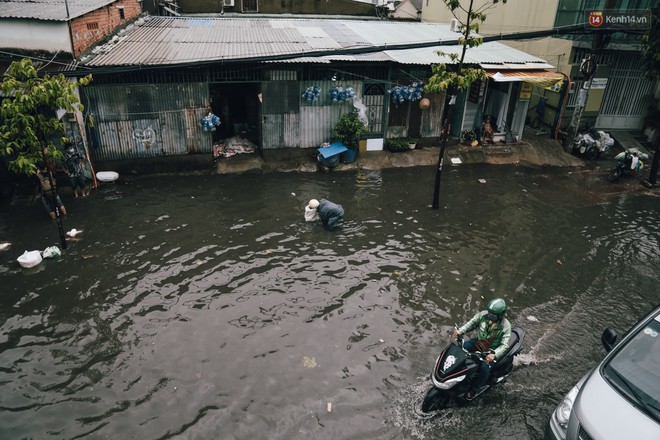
[224,0,234,6]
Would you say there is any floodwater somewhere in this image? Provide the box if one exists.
[0,164,658,440]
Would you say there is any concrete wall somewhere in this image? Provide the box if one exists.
[0,0,142,57]
[0,19,71,53]
[420,0,567,71]
[421,0,559,33]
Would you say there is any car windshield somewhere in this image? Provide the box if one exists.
[603,315,660,423]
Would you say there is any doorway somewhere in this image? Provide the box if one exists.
[209,83,262,150]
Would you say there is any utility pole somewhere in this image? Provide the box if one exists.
[566,55,596,151]
[432,0,474,210]
[40,146,68,250]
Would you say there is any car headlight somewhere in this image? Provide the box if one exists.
[550,385,580,439]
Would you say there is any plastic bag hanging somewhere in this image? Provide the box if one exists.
[199,112,221,131]
[329,86,356,103]
[388,82,424,104]
[302,86,321,101]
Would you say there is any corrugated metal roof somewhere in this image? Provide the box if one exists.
[83,16,554,69]
[0,0,117,21]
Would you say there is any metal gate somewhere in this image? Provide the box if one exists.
[362,83,386,135]
[596,51,654,130]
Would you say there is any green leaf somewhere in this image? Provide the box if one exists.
[0,58,89,176]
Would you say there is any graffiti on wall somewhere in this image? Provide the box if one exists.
[133,127,156,149]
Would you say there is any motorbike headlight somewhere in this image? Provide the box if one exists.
[550,385,580,439]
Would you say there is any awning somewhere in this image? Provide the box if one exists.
[486,70,565,86]
[317,142,348,158]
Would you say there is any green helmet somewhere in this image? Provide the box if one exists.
[487,298,507,317]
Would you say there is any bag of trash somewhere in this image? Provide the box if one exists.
[42,246,61,259]
[17,250,43,268]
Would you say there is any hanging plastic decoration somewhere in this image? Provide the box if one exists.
[329,86,356,103]
[388,82,425,104]
[199,112,221,131]
[302,86,322,101]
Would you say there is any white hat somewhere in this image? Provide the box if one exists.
[308,199,319,209]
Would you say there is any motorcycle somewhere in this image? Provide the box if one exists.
[607,148,649,182]
[420,326,525,413]
[572,130,615,160]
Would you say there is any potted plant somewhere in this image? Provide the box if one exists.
[387,138,410,152]
[407,138,419,150]
[330,111,367,164]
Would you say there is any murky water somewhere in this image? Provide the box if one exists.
[1,164,658,439]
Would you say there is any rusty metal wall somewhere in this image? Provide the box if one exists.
[81,83,211,161]
[420,92,445,138]
[262,80,368,149]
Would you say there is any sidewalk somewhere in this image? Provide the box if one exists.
[214,127,585,175]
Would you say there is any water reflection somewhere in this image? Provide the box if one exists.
[0,166,658,439]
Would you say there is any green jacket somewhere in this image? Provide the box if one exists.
[458,310,512,360]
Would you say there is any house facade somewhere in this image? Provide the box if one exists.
[66,16,560,168]
[422,0,657,133]
[553,0,657,131]
[0,0,143,58]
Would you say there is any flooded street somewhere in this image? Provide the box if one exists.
[1,164,659,439]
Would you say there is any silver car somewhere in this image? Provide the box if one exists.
[545,305,660,440]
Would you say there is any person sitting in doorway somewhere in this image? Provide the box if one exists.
[482,116,495,144]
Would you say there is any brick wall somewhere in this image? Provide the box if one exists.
[70,0,142,57]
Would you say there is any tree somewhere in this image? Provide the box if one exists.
[0,58,91,249]
[0,58,91,174]
[425,0,506,209]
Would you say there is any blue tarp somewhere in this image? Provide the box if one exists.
[317,142,348,159]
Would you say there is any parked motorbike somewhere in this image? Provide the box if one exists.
[607,148,649,182]
[572,130,615,160]
[420,326,525,413]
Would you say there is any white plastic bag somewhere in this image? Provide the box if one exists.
[17,250,43,268]
[42,246,61,259]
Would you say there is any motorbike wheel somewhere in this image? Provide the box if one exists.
[585,147,599,161]
[421,387,449,413]
[607,168,623,182]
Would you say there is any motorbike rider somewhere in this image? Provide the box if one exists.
[451,298,511,400]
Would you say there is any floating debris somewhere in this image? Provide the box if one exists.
[303,356,317,368]
[66,228,83,237]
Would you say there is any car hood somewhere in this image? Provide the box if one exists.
[574,369,659,440]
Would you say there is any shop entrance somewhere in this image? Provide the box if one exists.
[209,83,262,150]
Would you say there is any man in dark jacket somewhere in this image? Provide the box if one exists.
[452,297,511,400]
[317,199,344,229]
[62,143,90,198]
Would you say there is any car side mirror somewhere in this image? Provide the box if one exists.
[601,327,618,352]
